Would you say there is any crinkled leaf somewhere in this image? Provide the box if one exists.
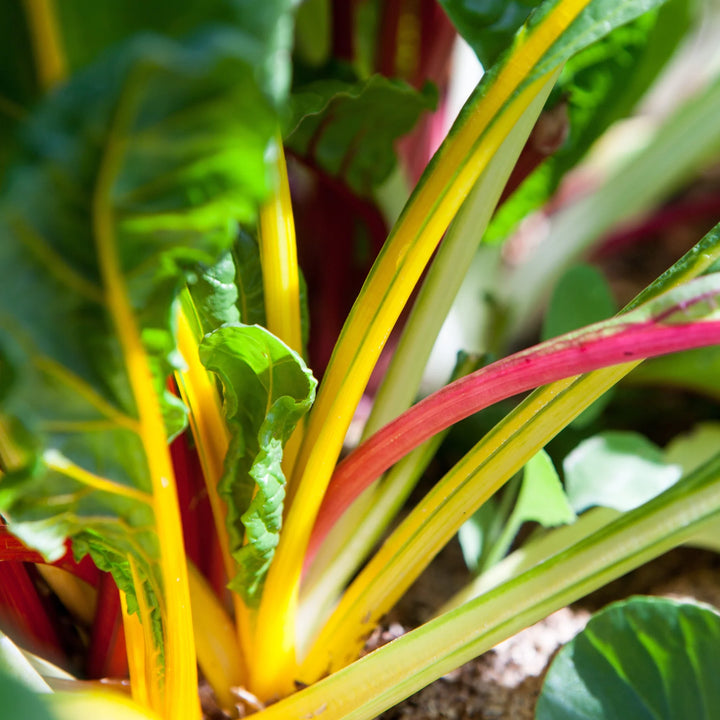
[189,252,242,335]
[285,75,437,195]
[200,324,316,606]
[0,29,277,642]
[487,0,692,243]
[537,597,720,720]
[439,0,541,69]
[563,431,683,513]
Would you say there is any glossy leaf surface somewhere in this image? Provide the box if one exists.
[537,597,720,720]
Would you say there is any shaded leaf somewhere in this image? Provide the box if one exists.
[54,0,298,104]
[537,597,720,720]
[439,0,541,69]
[542,264,616,340]
[563,431,682,513]
[0,29,277,647]
[542,263,616,426]
[665,422,720,475]
[200,324,316,606]
[285,75,437,195]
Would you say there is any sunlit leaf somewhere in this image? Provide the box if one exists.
[200,324,316,606]
[537,597,720,720]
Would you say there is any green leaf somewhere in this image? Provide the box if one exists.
[563,431,683,513]
[439,0,542,69]
[0,669,54,720]
[516,450,576,526]
[188,251,242,336]
[0,28,277,643]
[537,596,720,720]
[665,422,720,475]
[457,497,501,573]
[542,264,616,340]
[234,229,268,327]
[480,450,576,569]
[285,75,437,195]
[200,324,316,606]
[488,0,693,243]
[542,264,616,426]
[54,0,299,103]
[629,345,720,399]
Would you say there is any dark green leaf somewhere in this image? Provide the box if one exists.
[563,431,683,513]
[439,0,542,69]
[0,3,38,176]
[537,596,720,720]
[200,324,316,606]
[285,75,437,195]
[0,30,277,642]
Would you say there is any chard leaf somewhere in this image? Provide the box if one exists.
[488,0,693,243]
[285,75,437,195]
[537,597,720,720]
[54,0,299,103]
[0,28,277,659]
[439,0,541,69]
[563,431,683,513]
[199,324,316,606]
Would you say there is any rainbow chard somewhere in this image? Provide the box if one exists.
[0,29,278,719]
[2,0,720,718]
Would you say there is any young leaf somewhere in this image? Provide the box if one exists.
[285,75,437,195]
[564,431,683,513]
[537,597,720,720]
[199,324,316,607]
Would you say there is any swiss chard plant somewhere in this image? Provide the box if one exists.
[1,1,720,719]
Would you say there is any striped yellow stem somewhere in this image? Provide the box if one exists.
[22,0,66,90]
[175,308,251,676]
[94,97,199,718]
[258,136,304,486]
[252,0,592,698]
[187,562,244,710]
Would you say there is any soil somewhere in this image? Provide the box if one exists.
[371,543,720,720]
